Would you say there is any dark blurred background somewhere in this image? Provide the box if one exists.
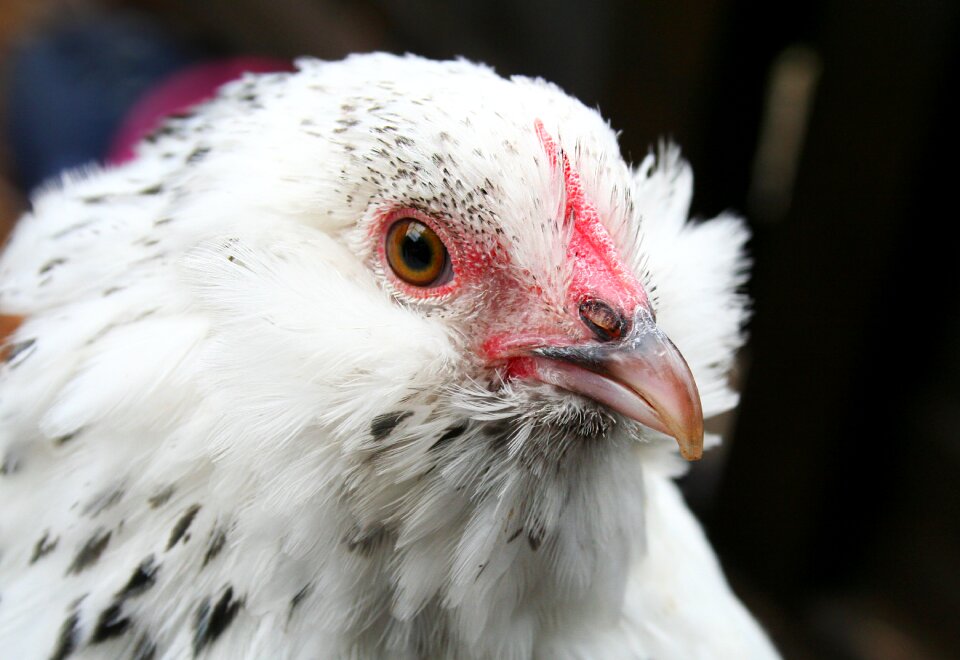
[1,1,957,657]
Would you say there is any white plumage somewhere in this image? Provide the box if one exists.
[0,53,778,659]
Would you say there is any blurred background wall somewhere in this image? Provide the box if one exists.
[1,1,957,657]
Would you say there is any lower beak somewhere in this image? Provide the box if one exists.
[530,308,704,460]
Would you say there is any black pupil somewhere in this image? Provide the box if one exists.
[400,224,435,272]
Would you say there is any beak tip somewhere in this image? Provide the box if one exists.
[679,444,704,461]
[674,425,705,461]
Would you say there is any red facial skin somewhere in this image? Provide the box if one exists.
[491,121,653,376]
[532,119,649,315]
[374,122,703,457]
[375,120,651,368]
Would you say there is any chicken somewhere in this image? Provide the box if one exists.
[0,53,778,659]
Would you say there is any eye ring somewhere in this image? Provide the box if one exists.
[385,217,453,288]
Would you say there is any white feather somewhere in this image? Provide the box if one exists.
[0,53,775,658]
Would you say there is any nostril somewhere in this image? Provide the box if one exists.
[578,298,626,342]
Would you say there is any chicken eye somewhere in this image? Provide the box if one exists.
[385,218,452,287]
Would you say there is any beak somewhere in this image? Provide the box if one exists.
[529,308,704,460]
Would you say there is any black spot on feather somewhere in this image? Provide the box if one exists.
[506,527,523,544]
[82,486,124,517]
[167,504,201,550]
[130,634,156,660]
[370,411,412,441]
[53,220,94,237]
[118,555,159,598]
[53,428,83,447]
[53,430,81,446]
[482,419,514,450]
[148,485,175,509]
[39,258,67,275]
[50,607,81,660]
[429,422,468,451]
[1,453,21,475]
[4,338,35,363]
[202,527,228,568]
[139,184,163,196]
[527,524,545,552]
[90,602,130,643]
[187,147,211,163]
[344,525,388,556]
[86,555,159,648]
[144,124,176,143]
[193,586,243,655]
[31,531,59,564]
[288,583,312,621]
[67,528,111,574]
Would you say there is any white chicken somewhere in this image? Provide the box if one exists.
[0,53,778,659]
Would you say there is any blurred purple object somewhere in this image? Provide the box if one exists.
[107,57,294,164]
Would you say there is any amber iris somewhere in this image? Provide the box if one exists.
[385,218,450,287]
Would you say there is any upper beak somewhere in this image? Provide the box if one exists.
[529,308,704,460]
